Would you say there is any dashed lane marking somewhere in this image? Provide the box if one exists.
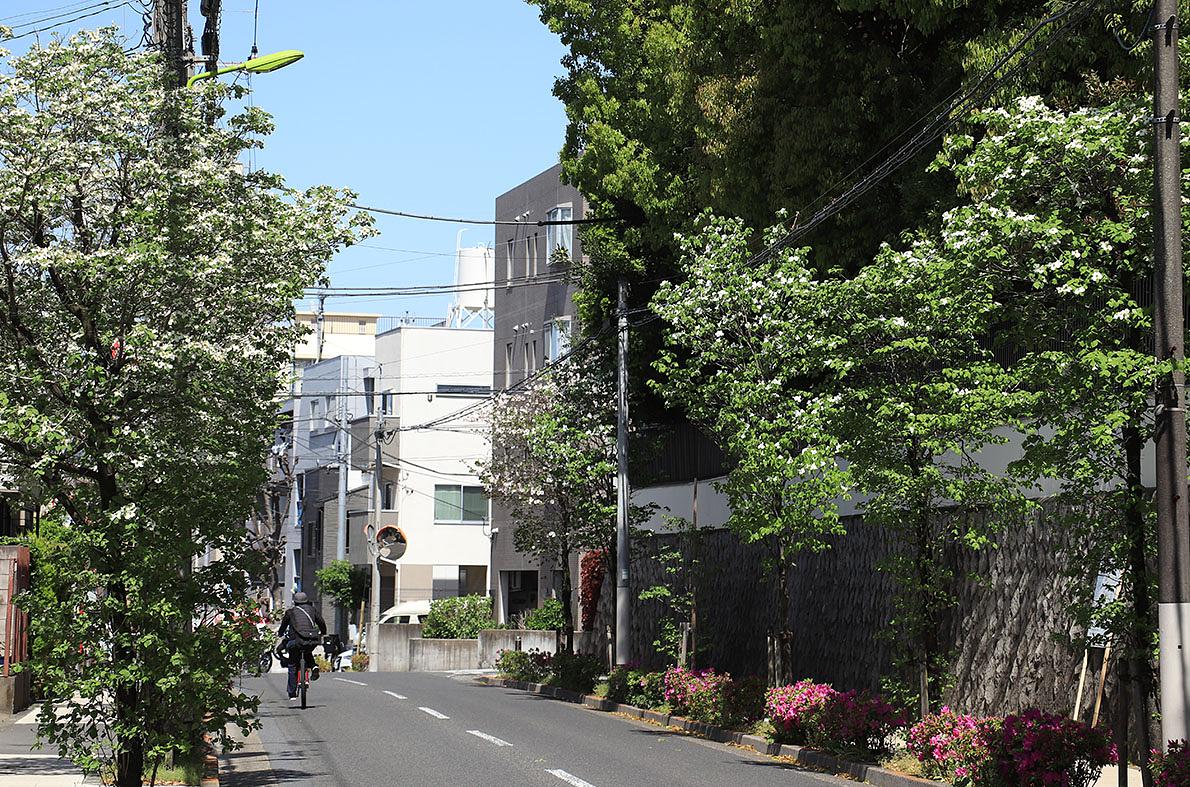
[547,768,596,787]
[333,678,367,686]
[417,706,449,720]
[383,690,407,700]
[467,730,513,747]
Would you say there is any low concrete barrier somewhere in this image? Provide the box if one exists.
[409,638,479,671]
[477,629,558,668]
[368,623,422,672]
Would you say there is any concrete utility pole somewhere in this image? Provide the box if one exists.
[199,0,221,76]
[151,0,190,88]
[615,279,631,665]
[370,371,385,632]
[336,362,349,563]
[1152,0,1190,749]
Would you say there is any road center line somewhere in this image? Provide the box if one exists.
[467,730,512,747]
[383,690,407,700]
[333,677,367,686]
[547,768,596,787]
[418,706,449,719]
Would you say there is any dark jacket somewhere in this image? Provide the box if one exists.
[277,602,327,645]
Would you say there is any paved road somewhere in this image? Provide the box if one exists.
[227,672,851,787]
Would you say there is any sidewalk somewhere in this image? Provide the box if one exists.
[0,707,96,786]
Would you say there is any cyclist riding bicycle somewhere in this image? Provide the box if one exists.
[276,591,327,701]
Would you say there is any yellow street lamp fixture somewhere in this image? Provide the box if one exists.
[186,49,304,88]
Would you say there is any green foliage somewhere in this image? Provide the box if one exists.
[637,518,701,665]
[0,31,370,785]
[496,649,553,683]
[420,595,494,639]
[314,560,368,617]
[606,667,668,708]
[523,598,566,631]
[545,651,605,695]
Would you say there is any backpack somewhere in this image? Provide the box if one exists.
[291,605,321,644]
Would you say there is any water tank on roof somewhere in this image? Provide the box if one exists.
[454,245,494,312]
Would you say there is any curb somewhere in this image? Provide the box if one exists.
[474,676,942,787]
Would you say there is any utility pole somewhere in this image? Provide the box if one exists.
[199,0,221,76]
[151,0,190,88]
[369,370,385,633]
[1152,0,1190,749]
[615,279,631,665]
[336,361,349,563]
[315,295,327,362]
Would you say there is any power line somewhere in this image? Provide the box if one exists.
[749,0,1107,268]
[306,271,571,297]
[6,0,120,27]
[347,202,623,228]
[4,0,139,40]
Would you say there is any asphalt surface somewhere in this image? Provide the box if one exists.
[231,671,854,787]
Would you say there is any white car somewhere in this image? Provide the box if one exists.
[377,600,431,625]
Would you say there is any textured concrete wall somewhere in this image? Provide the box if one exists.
[0,673,29,715]
[478,629,558,668]
[591,502,1091,717]
[368,623,422,672]
[409,639,480,672]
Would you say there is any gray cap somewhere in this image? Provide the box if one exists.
[293,591,309,604]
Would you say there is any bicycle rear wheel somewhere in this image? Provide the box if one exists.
[299,653,308,709]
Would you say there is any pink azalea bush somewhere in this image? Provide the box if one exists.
[907,707,993,783]
[766,680,902,755]
[1151,739,1190,787]
[662,666,764,728]
[991,709,1116,787]
[766,680,837,743]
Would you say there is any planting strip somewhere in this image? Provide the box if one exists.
[473,676,944,787]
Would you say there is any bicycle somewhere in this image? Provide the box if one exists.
[295,647,311,709]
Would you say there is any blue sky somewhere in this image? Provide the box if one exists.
[1,0,570,319]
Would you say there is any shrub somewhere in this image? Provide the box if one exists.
[496,648,552,683]
[524,599,566,631]
[766,680,837,744]
[810,688,903,756]
[420,595,493,639]
[1152,740,1190,787]
[350,653,369,672]
[988,709,1116,787]
[907,707,989,782]
[663,666,762,728]
[547,651,604,694]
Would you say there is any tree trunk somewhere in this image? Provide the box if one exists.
[114,685,143,787]
[559,545,575,654]
[908,440,933,719]
[1122,424,1154,785]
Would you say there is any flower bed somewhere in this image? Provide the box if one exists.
[765,679,902,758]
[663,666,765,729]
[907,706,1116,787]
[1151,739,1190,786]
[496,648,604,694]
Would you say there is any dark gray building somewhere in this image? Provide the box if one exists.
[489,164,586,623]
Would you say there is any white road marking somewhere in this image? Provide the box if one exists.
[467,730,513,747]
[383,690,407,700]
[417,706,449,719]
[547,769,596,787]
[333,677,367,686]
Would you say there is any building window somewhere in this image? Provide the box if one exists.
[545,317,572,363]
[358,320,367,335]
[526,235,536,277]
[504,343,514,388]
[309,398,321,424]
[380,391,394,416]
[383,482,396,511]
[433,484,488,524]
[546,206,573,263]
[531,340,537,373]
[505,238,515,281]
[523,342,530,377]
[364,376,375,415]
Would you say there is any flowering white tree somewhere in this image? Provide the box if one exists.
[0,30,370,785]
[478,346,617,650]
[652,214,852,684]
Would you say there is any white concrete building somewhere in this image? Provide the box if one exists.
[366,324,494,617]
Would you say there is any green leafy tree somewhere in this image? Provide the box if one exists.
[0,31,369,786]
[636,516,702,667]
[478,347,619,652]
[314,559,369,623]
[651,214,852,683]
[927,93,1172,764]
[523,598,567,631]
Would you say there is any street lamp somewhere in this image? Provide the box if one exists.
[186,49,304,88]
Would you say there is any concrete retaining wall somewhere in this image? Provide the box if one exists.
[409,639,480,672]
[0,673,29,715]
[477,629,558,668]
[368,623,422,672]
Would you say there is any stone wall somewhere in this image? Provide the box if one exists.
[590,502,1093,717]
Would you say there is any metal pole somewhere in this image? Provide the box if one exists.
[151,0,190,88]
[1153,0,1190,749]
[615,279,631,665]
